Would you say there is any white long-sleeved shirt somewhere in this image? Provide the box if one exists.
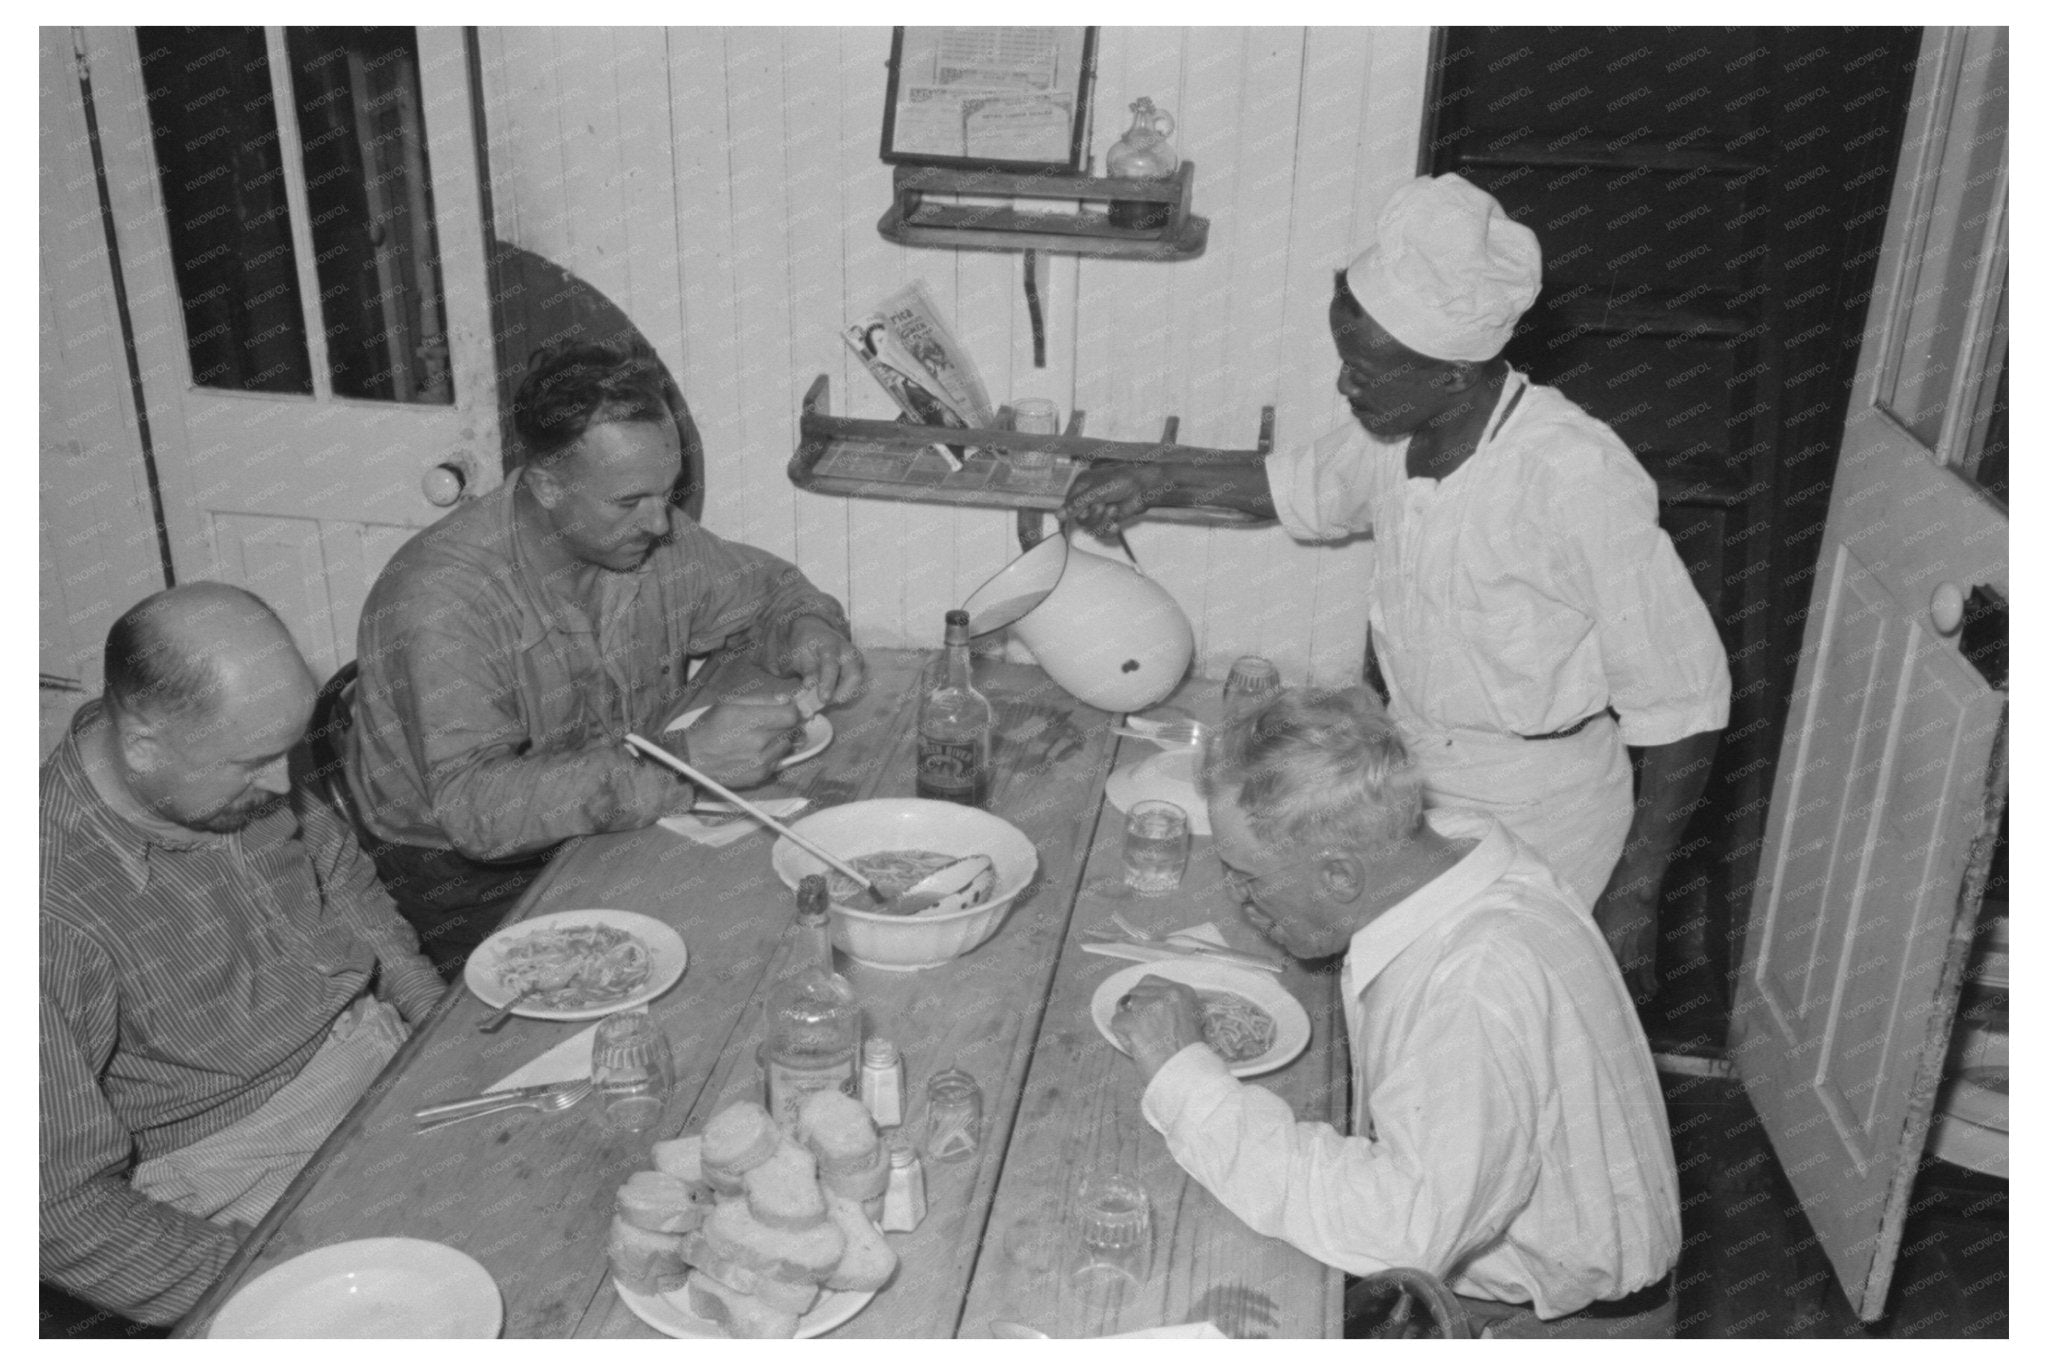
[1141,810,1680,1318]
[1265,373,1728,747]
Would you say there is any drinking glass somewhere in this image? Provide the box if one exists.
[1123,800,1190,895]
[922,1066,983,1164]
[1073,1170,1153,1287]
[591,1012,674,1133]
[1010,398,1059,469]
[1222,655,1281,723]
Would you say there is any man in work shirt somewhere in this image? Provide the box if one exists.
[41,584,443,1324]
[1067,174,1728,996]
[349,342,865,974]
[1112,687,1681,1337]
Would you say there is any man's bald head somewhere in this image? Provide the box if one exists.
[104,584,308,728]
[101,584,318,833]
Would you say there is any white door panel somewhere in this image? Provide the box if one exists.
[1732,25,2006,1321]
[80,25,498,666]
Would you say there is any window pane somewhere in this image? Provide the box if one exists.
[285,27,452,404]
[137,27,313,395]
[1878,30,2006,451]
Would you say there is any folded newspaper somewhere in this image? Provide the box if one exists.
[843,282,996,469]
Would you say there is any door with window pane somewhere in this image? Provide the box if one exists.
[80,25,499,678]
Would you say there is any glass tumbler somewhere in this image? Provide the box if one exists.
[1010,398,1060,468]
[591,1011,674,1133]
[1073,1170,1153,1287]
[1222,655,1281,723]
[1123,800,1190,895]
[922,1065,983,1164]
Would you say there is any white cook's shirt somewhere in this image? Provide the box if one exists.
[1140,810,1681,1318]
[1265,372,1728,745]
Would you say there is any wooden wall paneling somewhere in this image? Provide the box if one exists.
[837,26,922,649]
[1128,25,1252,671]
[39,28,168,683]
[779,28,854,610]
[1295,26,1427,685]
[1078,27,1219,673]
[945,204,1025,611]
[601,27,687,391]
[1173,28,1315,680]
[664,30,749,542]
[720,27,799,561]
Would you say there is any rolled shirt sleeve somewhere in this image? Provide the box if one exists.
[1264,423,1390,543]
[40,929,241,1325]
[1548,443,1730,747]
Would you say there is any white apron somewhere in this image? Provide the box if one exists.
[1401,713,1631,909]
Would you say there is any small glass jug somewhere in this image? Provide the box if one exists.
[1106,97,1178,230]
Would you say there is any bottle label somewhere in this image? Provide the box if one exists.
[764,1056,857,1130]
[917,739,988,805]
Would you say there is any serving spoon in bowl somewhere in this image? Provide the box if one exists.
[623,732,994,915]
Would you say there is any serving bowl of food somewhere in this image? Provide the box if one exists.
[769,799,1038,971]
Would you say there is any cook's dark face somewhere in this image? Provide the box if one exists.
[538,421,682,573]
[1327,293,1459,440]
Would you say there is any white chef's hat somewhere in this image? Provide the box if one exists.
[1344,174,1541,362]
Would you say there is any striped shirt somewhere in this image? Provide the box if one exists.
[348,469,848,859]
[40,704,444,1324]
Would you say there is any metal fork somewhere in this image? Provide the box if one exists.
[414,1080,592,1132]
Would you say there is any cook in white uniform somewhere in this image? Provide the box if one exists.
[1067,174,1729,996]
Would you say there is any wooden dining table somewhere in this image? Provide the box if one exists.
[176,649,1346,1339]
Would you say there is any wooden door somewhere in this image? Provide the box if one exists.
[1730,26,2007,1322]
[78,25,499,679]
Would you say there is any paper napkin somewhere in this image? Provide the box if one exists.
[484,1005,643,1092]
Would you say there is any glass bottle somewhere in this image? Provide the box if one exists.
[1105,97,1178,230]
[759,875,862,1132]
[915,610,993,807]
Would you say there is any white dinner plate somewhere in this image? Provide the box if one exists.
[210,1238,501,1338]
[615,1277,874,1339]
[1091,958,1310,1078]
[666,706,833,770]
[464,909,686,1022]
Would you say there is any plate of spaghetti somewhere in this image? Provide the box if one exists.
[1091,957,1309,1078]
[465,909,687,1021]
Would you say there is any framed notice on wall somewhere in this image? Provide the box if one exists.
[880,27,1098,174]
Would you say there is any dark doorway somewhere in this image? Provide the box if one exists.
[1420,27,1920,1051]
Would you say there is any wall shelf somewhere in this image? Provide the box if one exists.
[877,162,1208,260]
[787,374,1268,527]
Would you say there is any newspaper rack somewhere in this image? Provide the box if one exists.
[789,374,1270,545]
[876,163,1208,260]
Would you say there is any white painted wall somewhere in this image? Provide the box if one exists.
[475,26,1430,685]
[39,28,170,691]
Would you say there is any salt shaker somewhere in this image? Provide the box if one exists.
[881,1138,928,1232]
[860,1037,906,1128]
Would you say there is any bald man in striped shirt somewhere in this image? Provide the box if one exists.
[41,584,444,1326]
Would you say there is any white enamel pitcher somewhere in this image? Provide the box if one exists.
[962,530,1194,712]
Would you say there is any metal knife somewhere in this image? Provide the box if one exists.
[1078,941,1285,975]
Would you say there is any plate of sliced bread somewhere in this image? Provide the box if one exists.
[608,1090,896,1339]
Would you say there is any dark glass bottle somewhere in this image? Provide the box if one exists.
[915,610,993,806]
